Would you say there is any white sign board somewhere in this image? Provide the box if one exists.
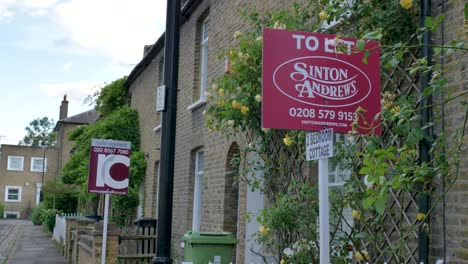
[306,128,334,161]
[156,85,166,112]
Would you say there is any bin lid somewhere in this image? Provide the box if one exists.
[182,231,238,244]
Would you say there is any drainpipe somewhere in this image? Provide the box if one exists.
[153,0,181,263]
[418,0,432,263]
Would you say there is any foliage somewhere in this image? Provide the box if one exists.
[205,1,467,263]
[61,107,142,185]
[43,209,61,233]
[60,77,146,226]
[0,202,4,219]
[87,77,128,117]
[31,202,45,225]
[19,116,56,147]
[43,180,79,213]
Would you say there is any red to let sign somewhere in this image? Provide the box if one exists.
[88,139,131,195]
[262,28,381,135]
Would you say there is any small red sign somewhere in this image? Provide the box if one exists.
[88,139,131,195]
[262,28,381,135]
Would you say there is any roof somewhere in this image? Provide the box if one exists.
[125,0,203,89]
[54,109,99,131]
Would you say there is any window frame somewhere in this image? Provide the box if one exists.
[5,186,22,202]
[188,15,209,110]
[3,211,20,219]
[192,149,204,231]
[7,156,24,171]
[31,157,47,172]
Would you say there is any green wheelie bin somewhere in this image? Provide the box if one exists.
[182,231,238,264]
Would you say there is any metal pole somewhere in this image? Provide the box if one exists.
[153,0,181,263]
[40,145,47,202]
[101,193,110,264]
[319,158,330,264]
[418,0,432,263]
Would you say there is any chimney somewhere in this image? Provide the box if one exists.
[143,45,153,56]
[59,95,69,120]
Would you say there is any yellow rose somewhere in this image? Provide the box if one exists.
[241,106,249,114]
[400,0,413,9]
[227,120,235,126]
[255,94,262,102]
[218,88,225,96]
[417,212,426,221]
[355,250,369,261]
[233,30,243,40]
[280,260,286,264]
[231,100,242,109]
[352,209,361,221]
[204,91,213,99]
[319,11,328,20]
[259,225,270,235]
[218,100,225,107]
[283,136,293,146]
[391,106,401,115]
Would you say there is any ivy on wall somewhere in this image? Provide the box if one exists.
[61,77,146,226]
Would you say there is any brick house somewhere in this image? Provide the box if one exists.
[125,0,466,263]
[0,96,97,219]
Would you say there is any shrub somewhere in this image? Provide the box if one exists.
[43,209,61,233]
[31,202,45,225]
[0,202,4,218]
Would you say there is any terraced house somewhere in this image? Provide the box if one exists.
[125,0,466,263]
[0,96,97,219]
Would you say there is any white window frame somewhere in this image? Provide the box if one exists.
[5,186,22,202]
[192,149,204,231]
[36,183,43,205]
[7,156,24,171]
[3,211,20,219]
[188,16,209,110]
[31,157,47,172]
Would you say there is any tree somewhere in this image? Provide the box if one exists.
[19,116,56,147]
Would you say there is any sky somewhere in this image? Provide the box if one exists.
[0,0,166,145]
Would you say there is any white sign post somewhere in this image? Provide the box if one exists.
[306,128,334,264]
[88,139,131,264]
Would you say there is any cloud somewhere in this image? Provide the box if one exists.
[0,128,23,145]
[0,0,15,20]
[39,81,103,103]
[23,0,59,9]
[63,62,72,71]
[53,0,166,65]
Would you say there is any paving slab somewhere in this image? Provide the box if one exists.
[0,219,24,262]
[6,220,66,264]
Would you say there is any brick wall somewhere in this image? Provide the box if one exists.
[430,0,468,263]
[0,144,58,218]
[127,0,312,263]
[128,50,163,218]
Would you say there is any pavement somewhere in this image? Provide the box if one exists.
[0,219,66,264]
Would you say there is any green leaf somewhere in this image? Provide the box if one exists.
[389,57,400,68]
[357,39,366,51]
[375,197,387,215]
[362,196,375,209]
[465,3,468,20]
[366,141,377,153]
[362,50,370,64]
[359,167,371,175]
[424,16,433,29]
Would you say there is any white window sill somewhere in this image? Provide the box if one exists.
[153,124,162,133]
[5,200,21,203]
[187,98,207,111]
